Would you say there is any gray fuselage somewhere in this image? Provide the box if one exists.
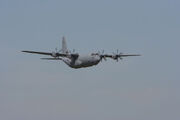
[62,54,101,69]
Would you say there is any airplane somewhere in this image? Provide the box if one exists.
[22,36,141,69]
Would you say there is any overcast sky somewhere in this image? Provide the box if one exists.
[0,0,180,120]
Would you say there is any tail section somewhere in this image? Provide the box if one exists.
[62,36,68,54]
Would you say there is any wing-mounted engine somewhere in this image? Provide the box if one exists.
[95,49,141,62]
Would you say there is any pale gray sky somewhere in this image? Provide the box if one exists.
[0,0,180,120]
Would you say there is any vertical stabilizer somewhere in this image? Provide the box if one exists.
[62,36,68,54]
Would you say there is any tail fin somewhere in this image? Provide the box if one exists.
[62,36,68,54]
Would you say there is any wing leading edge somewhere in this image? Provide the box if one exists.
[100,54,141,61]
[22,51,52,55]
[22,50,79,60]
[22,51,67,57]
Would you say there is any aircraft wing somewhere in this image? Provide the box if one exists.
[117,54,141,57]
[101,53,141,61]
[22,51,67,57]
[41,58,62,60]
[22,50,79,59]
[103,54,140,58]
[22,51,52,55]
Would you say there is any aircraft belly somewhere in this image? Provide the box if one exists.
[66,55,101,69]
[70,59,99,69]
[80,59,99,67]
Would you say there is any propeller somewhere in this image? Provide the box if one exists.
[68,49,76,54]
[98,50,107,62]
[119,52,123,60]
[51,51,57,57]
[52,47,61,58]
[55,48,58,52]
[112,49,123,62]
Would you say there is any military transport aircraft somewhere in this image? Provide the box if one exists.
[22,37,140,69]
